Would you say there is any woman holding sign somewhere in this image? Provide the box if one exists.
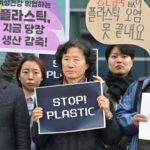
[16,55,46,150]
[31,40,121,150]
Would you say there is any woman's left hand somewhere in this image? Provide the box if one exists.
[93,75,104,83]
[97,96,113,120]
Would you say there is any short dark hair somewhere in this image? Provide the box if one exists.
[105,44,135,61]
[55,40,96,80]
[16,55,46,87]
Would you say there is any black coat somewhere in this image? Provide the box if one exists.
[0,78,31,150]
[31,81,121,150]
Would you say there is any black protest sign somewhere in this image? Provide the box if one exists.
[35,81,105,134]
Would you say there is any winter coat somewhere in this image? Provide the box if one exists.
[116,78,150,150]
[31,81,122,150]
[0,78,31,150]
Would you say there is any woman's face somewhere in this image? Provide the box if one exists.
[108,46,133,77]
[61,47,89,83]
[19,61,43,92]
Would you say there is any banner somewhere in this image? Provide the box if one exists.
[0,0,69,54]
[39,54,62,85]
[35,81,105,134]
[86,0,150,54]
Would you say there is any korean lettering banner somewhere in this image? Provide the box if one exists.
[86,0,150,54]
[35,82,105,134]
[0,0,69,54]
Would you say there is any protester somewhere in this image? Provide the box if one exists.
[16,55,46,150]
[116,78,150,150]
[105,44,135,108]
[0,77,31,149]
[31,40,121,150]
[105,44,135,150]
[16,55,46,104]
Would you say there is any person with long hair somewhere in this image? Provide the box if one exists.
[16,55,46,150]
[31,40,121,150]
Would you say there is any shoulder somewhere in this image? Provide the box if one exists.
[0,78,22,93]
[0,79,25,108]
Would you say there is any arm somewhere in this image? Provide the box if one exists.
[0,52,23,82]
[96,83,122,145]
[31,107,50,147]
[98,97,122,145]
[14,88,31,150]
[116,81,139,136]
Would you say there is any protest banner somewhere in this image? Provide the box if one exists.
[0,0,69,54]
[86,0,150,54]
[39,54,62,85]
[35,81,105,134]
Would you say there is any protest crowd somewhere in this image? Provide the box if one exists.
[0,39,150,150]
[0,1,150,150]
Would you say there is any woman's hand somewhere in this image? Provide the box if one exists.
[93,75,104,83]
[97,96,113,120]
[133,114,147,128]
[32,107,43,123]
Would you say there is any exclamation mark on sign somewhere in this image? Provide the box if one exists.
[45,38,47,47]
[84,95,87,104]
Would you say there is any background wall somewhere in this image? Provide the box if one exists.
[70,0,150,79]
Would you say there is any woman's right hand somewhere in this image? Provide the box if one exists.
[32,107,43,123]
[132,114,147,128]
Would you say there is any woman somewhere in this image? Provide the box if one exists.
[16,55,46,108]
[16,55,46,150]
[105,44,135,108]
[105,45,135,150]
[31,40,121,150]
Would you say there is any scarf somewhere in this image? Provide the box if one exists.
[105,71,135,103]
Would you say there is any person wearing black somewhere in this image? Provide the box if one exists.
[31,40,121,150]
[105,44,135,150]
[105,44,135,108]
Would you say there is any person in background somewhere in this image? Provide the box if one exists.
[16,55,46,150]
[0,77,31,149]
[116,78,150,150]
[104,44,135,150]
[31,40,121,150]
[105,44,135,108]
[0,52,22,82]
[16,55,46,107]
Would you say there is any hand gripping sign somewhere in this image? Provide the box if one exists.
[86,0,150,54]
[35,82,105,134]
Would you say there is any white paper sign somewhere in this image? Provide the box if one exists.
[139,93,150,140]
